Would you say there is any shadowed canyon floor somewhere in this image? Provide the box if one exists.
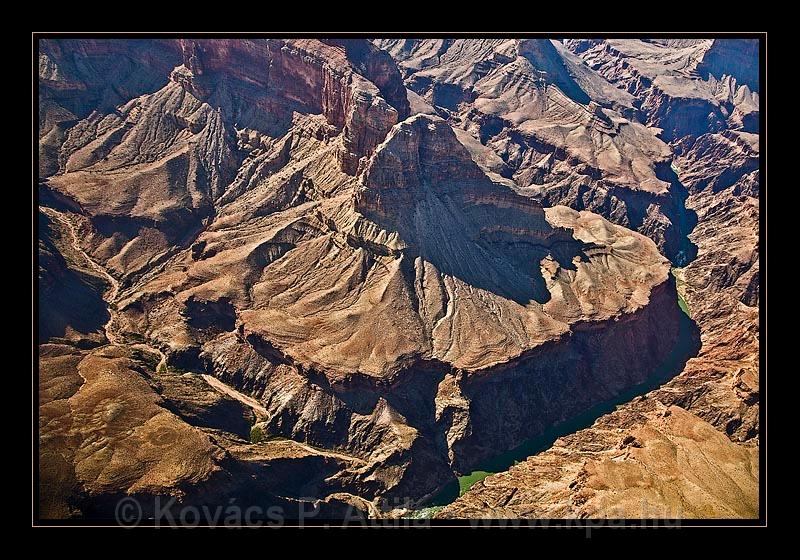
[37,37,760,520]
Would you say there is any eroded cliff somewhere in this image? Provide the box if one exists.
[436,38,759,520]
[37,37,759,520]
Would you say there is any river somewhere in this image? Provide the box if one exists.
[43,203,699,519]
[412,282,699,518]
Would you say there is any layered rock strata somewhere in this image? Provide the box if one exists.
[435,39,759,519]
[373,38,697,263]
[102,112,679,508]
[37,38,758,520]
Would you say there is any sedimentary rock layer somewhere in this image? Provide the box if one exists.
[37,37,760,519]
[440,38,759,519]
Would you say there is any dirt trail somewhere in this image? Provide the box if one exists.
[42,206,365,463]
[199,374,365,463]
[201,374,270,418]
[42,206,167,372]
[42,207,120,340]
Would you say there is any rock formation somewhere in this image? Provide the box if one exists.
[437,404,758,518]
[433,39,759,520]
[373,39,700,263]
[36,37,760,521]
[96,109,679,507]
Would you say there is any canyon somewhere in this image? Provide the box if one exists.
[36,37,761,521]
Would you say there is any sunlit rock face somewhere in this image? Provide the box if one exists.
[37,37,758,519]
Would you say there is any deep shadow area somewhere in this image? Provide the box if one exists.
[38,211,110,343]
[518,40,591,106]
[405,234,592,307]
[153,374,256,440]
[390,198,593,307]
[183,296,237,334]
[656,162,699,267]
[472,234,594,305]
[422,301,701,509]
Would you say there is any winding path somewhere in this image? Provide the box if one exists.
[40,205,312,424]
[201,373,269,418]
[199,373,367,464]
[43,205,368,467]
[42,206,167,370]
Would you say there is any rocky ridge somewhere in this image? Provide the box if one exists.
[436,39,759,519]
[374,39,701,264]
[37,37,760,520]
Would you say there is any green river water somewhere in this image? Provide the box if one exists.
[411,278,698,518]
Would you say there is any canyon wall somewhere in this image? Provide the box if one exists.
[37,37,759,520]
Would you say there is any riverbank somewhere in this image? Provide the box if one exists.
[412,293,699,517]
